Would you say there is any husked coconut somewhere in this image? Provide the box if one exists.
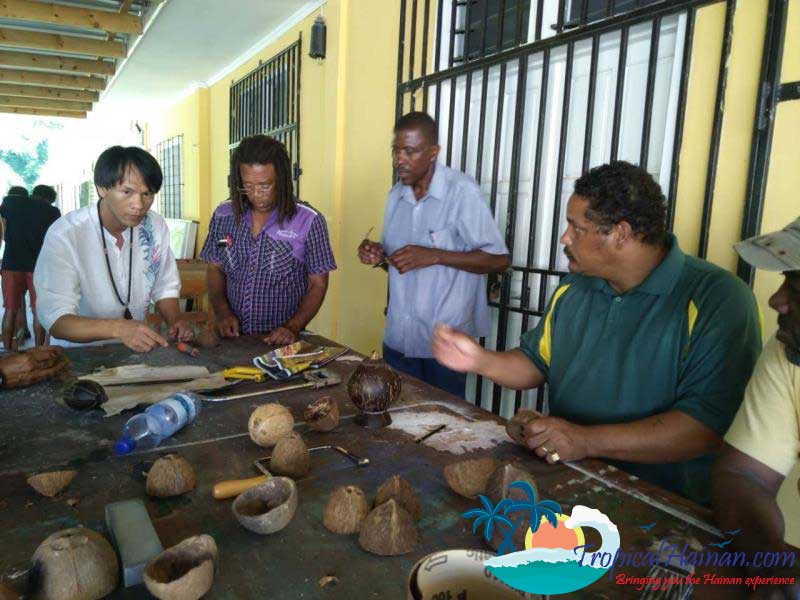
[323,486,369,534]
[0,582,17,600]
[374,475,422,521]
[248,403,294,447]
[443,457,498,499]
[146,455,196,498]
[143,535,217,600]
[358,499,418,556]
[27,471,76,498]
[31,527,118,600]
[303,396,339,432]
[269,433,311,478]
[505,408,541,446]
[232,477,298,535]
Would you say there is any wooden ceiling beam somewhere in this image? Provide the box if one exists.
[0,27,126,59]
[0,67,105,90]
[0,82,97,101]
[0,94,92,111]
[0,50,114,75]
[0,105,85,118]
[0,1,142,36]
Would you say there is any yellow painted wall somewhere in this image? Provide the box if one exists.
[140,0,793,351]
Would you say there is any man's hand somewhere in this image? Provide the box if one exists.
[215,310,240,338]
[388,245,440,274]
[263,326,297,346]
[432,324,485,373]
[168,320,194,342]
[524,416,591,463]
[358,239,386,266]
[115,320,168,353]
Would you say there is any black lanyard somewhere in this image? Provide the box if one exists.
[97,200,133,320]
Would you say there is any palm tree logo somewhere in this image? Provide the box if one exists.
[463,480,563,555]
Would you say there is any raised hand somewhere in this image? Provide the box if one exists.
[432,324,484,373]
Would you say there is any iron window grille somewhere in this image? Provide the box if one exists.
[397,0,736,417]
[229,35,302,197]
[155,135,184,219]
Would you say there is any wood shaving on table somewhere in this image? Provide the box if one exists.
[79,364,211,386]
[101,371,229,416]
[387,410,508,454]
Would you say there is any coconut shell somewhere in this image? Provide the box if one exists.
[443,457,498,499]
[505,408,541,446]
[374,475,422,521]
[358,499,418,556]
[323,485,370,534]
[347,352,401,413]
[232,477,298,535]
[248,403,294,447]
[27,471,76,498]
[0,583,18,600]
[485,464,539,552]
[303,396,340,432]
[269,433,310,479]
[146,455,196,498]
[143,534,217,600]
[31,527,118,600]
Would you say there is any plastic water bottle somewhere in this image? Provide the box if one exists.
[114,392,202,455]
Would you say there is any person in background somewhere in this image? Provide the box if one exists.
[32,184,61,224]
[34,146,192,352]
[712,218,800,598]
[358,112,510,399]
[433,161,762,505]
[1,186,46,349]
[200,135,336,345]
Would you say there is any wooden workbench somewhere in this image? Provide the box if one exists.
[0,335,746,598]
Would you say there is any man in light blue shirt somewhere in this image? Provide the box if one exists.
[358,112,510,398]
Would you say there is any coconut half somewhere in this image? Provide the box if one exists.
[232,477,298,535]
[374,475,422,521]
[27,471,77,498]
[31,528,118,600]
[443,457,498,499]
[303,396,340,432]
[323,485,369,534]
[358,499,418,556]
[143,535,217,600]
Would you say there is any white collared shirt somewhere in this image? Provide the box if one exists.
[34,203,180,343]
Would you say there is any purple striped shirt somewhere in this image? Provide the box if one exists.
[200,201,336,334]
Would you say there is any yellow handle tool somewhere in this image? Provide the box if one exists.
[223,366,266,382]
[212,475,269,499]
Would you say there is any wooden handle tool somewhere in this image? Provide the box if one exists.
[212,475,268,499]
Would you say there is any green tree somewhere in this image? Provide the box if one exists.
[0,139,49,187]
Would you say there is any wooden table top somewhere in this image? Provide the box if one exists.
[0,334,744,599]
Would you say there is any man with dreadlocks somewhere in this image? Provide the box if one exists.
[200,135,336,344]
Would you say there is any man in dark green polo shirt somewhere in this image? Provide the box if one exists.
[432,161,762,504]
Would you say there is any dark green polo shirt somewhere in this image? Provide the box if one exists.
[519,235,762,504]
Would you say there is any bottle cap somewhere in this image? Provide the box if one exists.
[114,437,136,455]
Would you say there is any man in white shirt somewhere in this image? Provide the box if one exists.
[34,146,192,352]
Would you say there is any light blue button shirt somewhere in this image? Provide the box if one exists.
[381,163,509,358]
